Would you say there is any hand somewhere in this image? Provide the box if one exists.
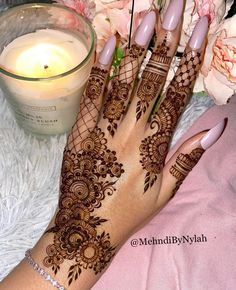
[1,5,226,290]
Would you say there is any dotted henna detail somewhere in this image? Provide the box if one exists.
[44,126,124,285]
[140,51,202,192]
[103,44,145,136]
[169,148,204,196]
[136,39,172,121]
[67,67,108,151]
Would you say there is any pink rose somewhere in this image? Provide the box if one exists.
[200,15,236,104]
[93,0,153,52]
[56,0,96,21]
[93,12,116,52]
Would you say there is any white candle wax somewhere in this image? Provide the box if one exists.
[0,29,94,135]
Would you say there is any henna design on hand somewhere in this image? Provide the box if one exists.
[140,50,202,192]
[103,44,145,136]
[67,67,108,151]
[43,126,124,285]
[169,148,204,196]
[136,38,172,121]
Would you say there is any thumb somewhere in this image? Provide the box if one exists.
[156,118,227,210]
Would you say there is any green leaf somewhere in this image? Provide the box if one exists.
[112,47,124,68]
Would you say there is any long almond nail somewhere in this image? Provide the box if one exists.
[134,11,156,46]
[200,118,227,150]
[189,16,209,50]
[162,0,184,31]
[99,36,116,65]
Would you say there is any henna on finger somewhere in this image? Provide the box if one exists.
[66,36,116,152]
[139,16,209,192]
[102,12,156,136]
[133,0,184,122]
[136,37,172,121]
[103,44,146,136]
[140,49,203,192]
[67,67,108,151]
[169,148,204,196]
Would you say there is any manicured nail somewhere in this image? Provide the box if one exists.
[99,36,116,65]
[134,11,156,46]
[189,16,209,50]
[200,118,227,150]
[162,0,184,31]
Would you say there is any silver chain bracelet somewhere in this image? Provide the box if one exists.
[25,249,66,290]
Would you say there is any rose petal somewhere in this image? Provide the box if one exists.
[204,70,234,104]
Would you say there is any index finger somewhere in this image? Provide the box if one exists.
[66,36,116,152]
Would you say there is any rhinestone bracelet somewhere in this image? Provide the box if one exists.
[25,249,66,290]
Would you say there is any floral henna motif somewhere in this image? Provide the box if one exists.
[140,131,171,192]
[140,50,202,192]
[103,44,145,136]
[44,126,124,285]
[136,39,172,121]
[169,148,204,196]
[67,67,108,151]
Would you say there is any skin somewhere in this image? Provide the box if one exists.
[0,9,210,290]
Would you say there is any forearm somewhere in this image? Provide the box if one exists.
[0,233,112,290]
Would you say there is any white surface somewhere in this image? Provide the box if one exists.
[0,89,213,280]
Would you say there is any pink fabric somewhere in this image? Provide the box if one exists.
[92,96,236,290]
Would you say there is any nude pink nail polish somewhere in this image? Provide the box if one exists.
[99,36,116,65]
[162,0,184,31]
[189,16,209,50]
[134,11,156,46]
[200,118,227,150]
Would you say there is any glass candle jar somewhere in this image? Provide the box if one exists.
[0,3,96,136]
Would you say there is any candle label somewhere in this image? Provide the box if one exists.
[8,85,86,135]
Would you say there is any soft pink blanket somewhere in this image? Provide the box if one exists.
[92,95,236,290]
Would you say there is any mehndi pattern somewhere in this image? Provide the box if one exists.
[103,44,145,136]
[67,67,108,151]
[136,38,172,121]
[169,148,204,195]
[140,51,202,192]
[44,126,124,285]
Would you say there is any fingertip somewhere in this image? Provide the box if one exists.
[134,11,156,46]
[98,35,117,66]
[189,16,209,50]
[200,118,227,150]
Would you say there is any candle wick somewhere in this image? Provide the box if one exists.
[44,65,49,69]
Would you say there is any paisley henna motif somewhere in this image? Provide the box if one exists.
[103,44,145,136]
[136,38,172,121]
[140,50,202,192]
[67,67,108,151]
[169,148,204,195]
[44,126,124,285]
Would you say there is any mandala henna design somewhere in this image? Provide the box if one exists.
[140,50,202,192]
[44,126,124,285]
[67,67,108,151]
[136,38,172,121]
[169,148,204,196]
[103,44,145,136]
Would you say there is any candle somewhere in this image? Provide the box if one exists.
[0,28,94,135]
[1,29,88,78]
